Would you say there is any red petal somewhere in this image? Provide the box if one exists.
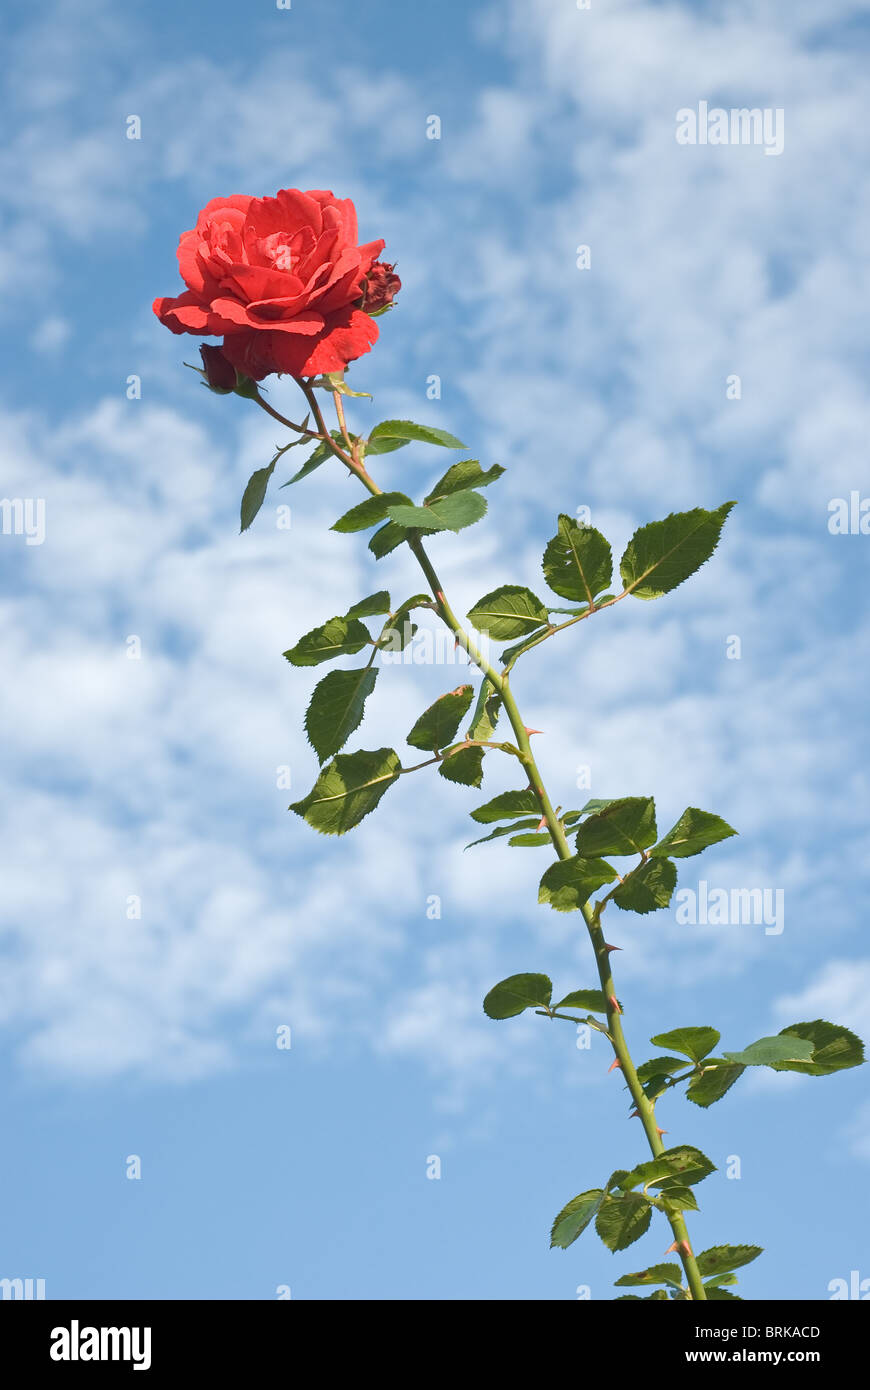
[306,191,357,245]
[357,238,386,276]
[298,307,379,375]
[195,194,253,228]
[153,291,211,334]
[251,310,325,335]
[225,264,304,303]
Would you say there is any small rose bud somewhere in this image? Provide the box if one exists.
[200,344,237,394]
[359,260,401,315]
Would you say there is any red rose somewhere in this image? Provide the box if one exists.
[153,188,393,381]
[358,260,401,314]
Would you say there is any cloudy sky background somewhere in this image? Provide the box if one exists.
[1,0,868,1299]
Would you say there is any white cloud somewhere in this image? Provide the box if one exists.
[1,0,868,1102]
[773,960,870,1041]
[30,316,71,354]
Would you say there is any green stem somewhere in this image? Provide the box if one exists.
[432,602,707,1300]
[259,384,708,1301]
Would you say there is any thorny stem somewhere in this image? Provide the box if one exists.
[332,390,354,455]
[253,382,707,1300]
[253,392,319,440]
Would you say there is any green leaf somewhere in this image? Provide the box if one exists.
[696,1245,763,1277]
[621,1145,716,1192]
[467,586,550,640]
[464,818,541,849]
[706,1288,742,1300]
[387,490,488,534]
[483,973,552,1020]
[282,431,346,485]
[289,747,401,834]
[498,629,550,669]
[378,592,431,646]
[508,832,551,847]
[614,1264,684,1289]
[723,1036,816,1067]
[641,1073,677,1104]
[771,1020,866,1076]
[542,514,613,604]
[378,618,417,653]
[575,797,657,858]
[392,593,432,618]
[304,667,377,764]
[467,678,501,742]
[550,1190,605,1250]
[553,990,610,1014]
[538,857,618,912]
[612,857,677,914]
[703,1272,738,1288]
[656,1186,699,1213]
[425,459,505,503]
[619,502,736,600]
[649,1027,720,1063]
[636,1056,691,1084]
[605,1170,632,1193]
[368,521,408,559]
[575,799,620,818]
[439,746,484,787]
[332,491,412,533]
[345,591,391,620]
[652,807,738,859]
[686,1059,745,1108]
[407,685,474,752]
[368,419,466,450]
[240,458,277,532]
[469,790,541,824]
[595,1193,653,1252]
[360,433,407,456]
[284,616,372,667]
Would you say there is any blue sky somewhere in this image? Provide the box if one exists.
[1,0,869,1300]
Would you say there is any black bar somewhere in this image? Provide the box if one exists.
[1,1298,863,1375]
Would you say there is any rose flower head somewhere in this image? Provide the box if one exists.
[153,188,397,382]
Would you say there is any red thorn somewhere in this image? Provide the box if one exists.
[680,1240,693,1257]
[604,943,622,953]
[536,816,547,831]
[656,1127,668,1137]
[608,994,621,1014]
[629,1109,640,1119]
[436,591,445,604]
[524,727,544,736]
[607,1058,622,1073]
[664,1241,679,1255]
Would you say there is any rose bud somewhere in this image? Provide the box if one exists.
[200,344,238,394]
[359,260,401,315]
